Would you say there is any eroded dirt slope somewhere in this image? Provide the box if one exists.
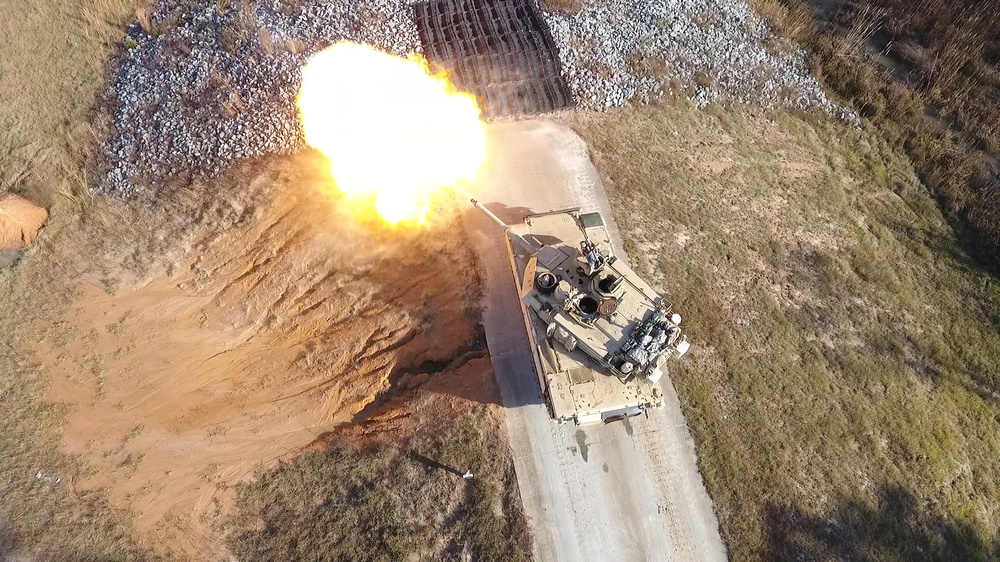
[33,153,484,558]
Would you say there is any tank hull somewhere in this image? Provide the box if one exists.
[501,210,670,424]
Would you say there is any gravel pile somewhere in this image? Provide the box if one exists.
[95,0,854,196]
[544,0,855,119]
[96,0,419,196]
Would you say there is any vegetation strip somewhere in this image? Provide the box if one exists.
[574,101,1000,561]
[753,0,1000,269]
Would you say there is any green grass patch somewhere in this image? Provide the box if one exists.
[752,0,1000,270]
[573,101,1000,561]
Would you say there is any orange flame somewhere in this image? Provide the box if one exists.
[297,42,486,224]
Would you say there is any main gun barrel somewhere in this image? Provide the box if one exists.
[470,198,538,255]
[470,198,508,229]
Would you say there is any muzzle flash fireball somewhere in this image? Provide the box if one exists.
[297,42,487,225]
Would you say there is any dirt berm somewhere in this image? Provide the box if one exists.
[34,154,489,559]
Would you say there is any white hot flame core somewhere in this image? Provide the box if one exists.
[297,42,487,225]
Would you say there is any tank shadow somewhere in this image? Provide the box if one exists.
[463,200,549,411]
[765,484,1000,561]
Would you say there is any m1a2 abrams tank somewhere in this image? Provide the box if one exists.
[472,199,690,425]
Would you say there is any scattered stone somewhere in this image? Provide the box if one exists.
[94,0,421,197]
[94,0,855,197]
[543,0,856,120]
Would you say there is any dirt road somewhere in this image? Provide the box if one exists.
[463,119,728,562]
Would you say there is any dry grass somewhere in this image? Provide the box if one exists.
[573,101,1000,562]
[0,0,161,559]
[693,70,715,89]
[228,407,531,562]
[752,0,1000,270]
[0,0,144,211]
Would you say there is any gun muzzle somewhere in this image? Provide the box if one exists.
[471,198,508,229]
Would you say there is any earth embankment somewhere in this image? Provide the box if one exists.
[33,155,486,558]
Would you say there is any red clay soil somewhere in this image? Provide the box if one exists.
[312,355,501,451]
[34,155,494,560]
[0,193,47,250]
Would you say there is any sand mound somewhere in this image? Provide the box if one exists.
[0,194,47,250]
[36,158,484,559]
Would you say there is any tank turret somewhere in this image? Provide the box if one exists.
[471,200,690,424]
